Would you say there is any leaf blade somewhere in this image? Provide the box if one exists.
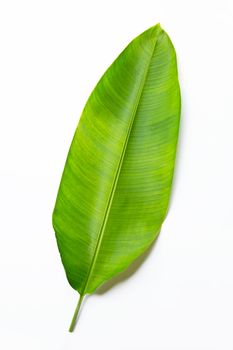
[53,24,181,295]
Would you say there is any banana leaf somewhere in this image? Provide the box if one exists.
[52,23,181,331]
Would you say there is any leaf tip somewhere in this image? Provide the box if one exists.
[150,23,164,38]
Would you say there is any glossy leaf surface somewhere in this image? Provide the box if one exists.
[53,24,180,317]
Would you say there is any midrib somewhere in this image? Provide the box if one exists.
[81,37,158,295]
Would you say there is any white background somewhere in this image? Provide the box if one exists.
[0,0,233,349]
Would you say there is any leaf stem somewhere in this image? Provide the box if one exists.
[69,294,84,332]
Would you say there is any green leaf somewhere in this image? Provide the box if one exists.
[52,23,181,331]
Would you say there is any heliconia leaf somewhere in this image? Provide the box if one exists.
[52,23,181,331]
